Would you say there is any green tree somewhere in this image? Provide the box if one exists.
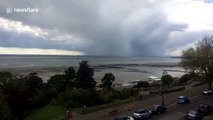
[6,83,33,120]
[24,72,43,92]
[64,67,76,89]
[101,73,115,90]
[180,35,213,90]
[0,73,33,120]
[0,72,14,95]
[0,98,12,120]
[48,75,66,92]
[76,61,96,89]
[136,81,150,88]
[179,74,192,85]
[161,75,173,88]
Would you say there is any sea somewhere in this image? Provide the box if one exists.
[0,55,185,84]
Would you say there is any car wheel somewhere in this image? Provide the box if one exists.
[158,111,161,115]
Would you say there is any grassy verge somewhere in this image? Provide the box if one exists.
[25,95,155,119]
[150,86,185,94]
[79,97,137,114]
[79,95,155,114]
[25,104,66,120]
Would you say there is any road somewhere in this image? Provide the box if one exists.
[151,95,213,120]
[73,84,213,120]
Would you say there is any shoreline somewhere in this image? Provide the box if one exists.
[0,63,185,83]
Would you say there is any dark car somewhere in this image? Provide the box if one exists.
[202,89,212,95]
[114,116,134,120]
[185,110,203,120]
[197,104,213,116]
[133,108,152,120]
[177,96,190,104]
[150,105,167,115]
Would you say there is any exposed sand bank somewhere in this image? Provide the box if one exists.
[0,63,185,84]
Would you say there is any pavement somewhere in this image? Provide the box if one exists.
[72,84,213,120]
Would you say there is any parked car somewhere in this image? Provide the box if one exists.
[185,110,203,120]
[202,89,212,95]
[133,108,152,120]
[114,116,135,120]
[197,104,213,116]
[177,96,190,104]
[150,105,167,115]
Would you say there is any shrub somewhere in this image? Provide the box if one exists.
[61,89,93,108]
[135,81,150,88]
[179,74,192,85]
[0,98,12,120]
[118,88,139,99]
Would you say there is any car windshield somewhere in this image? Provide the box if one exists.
[152,105,159,109]
[200,104,208,108]
[178,96,186,99]
[135,109,145,113]
[115,116,129,120]
[189,110,197,115]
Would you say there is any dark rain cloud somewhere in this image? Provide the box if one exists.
[0,0,210,56]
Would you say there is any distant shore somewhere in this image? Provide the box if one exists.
[0,62,185,84]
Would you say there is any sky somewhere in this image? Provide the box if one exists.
[0,0,213,56]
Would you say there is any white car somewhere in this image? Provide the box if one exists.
[203,89,212,95]
[114,116,134,120]
[133,108,152,119]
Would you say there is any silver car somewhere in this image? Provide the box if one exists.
[133,108,152,119]
[114,116,134,120]
[203,89,212,95]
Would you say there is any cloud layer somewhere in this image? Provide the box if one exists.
[0,0,213,56]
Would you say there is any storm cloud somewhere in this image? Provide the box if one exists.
[0,0,213,56]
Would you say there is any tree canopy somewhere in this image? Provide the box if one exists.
[24,72,43,92]
[180,35,213,90]
[101,73,115,90]
[75,61,96,89]
[161,74,173,87]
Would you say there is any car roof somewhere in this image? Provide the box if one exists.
[178,96,186,98]
[188,110,197,114]
[153,105,160,107]
[134,108,146,112]
[114,116,128,119]
[200,104,209,107]
[152,105,160,108]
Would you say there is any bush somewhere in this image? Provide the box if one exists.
[48,75,66,93]
[31,87,57,109]
[98,91,114,104]
[118,88,139,99]
[58,88,93,108]
[161,75,173,87]
[179,74,192,85]
[0,98,12,120]
[135,81,150,88]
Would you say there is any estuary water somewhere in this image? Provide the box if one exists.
[0,55,185,84]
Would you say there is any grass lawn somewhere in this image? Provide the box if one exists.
[25,105,66,120]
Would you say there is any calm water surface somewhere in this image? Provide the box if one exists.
[0,55,184,83]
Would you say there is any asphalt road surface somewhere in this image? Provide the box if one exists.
[151,95,213,120]
[73,84,213,120]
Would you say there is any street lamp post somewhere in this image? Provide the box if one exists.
[161,93,164,106]
[161,70,167,106]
